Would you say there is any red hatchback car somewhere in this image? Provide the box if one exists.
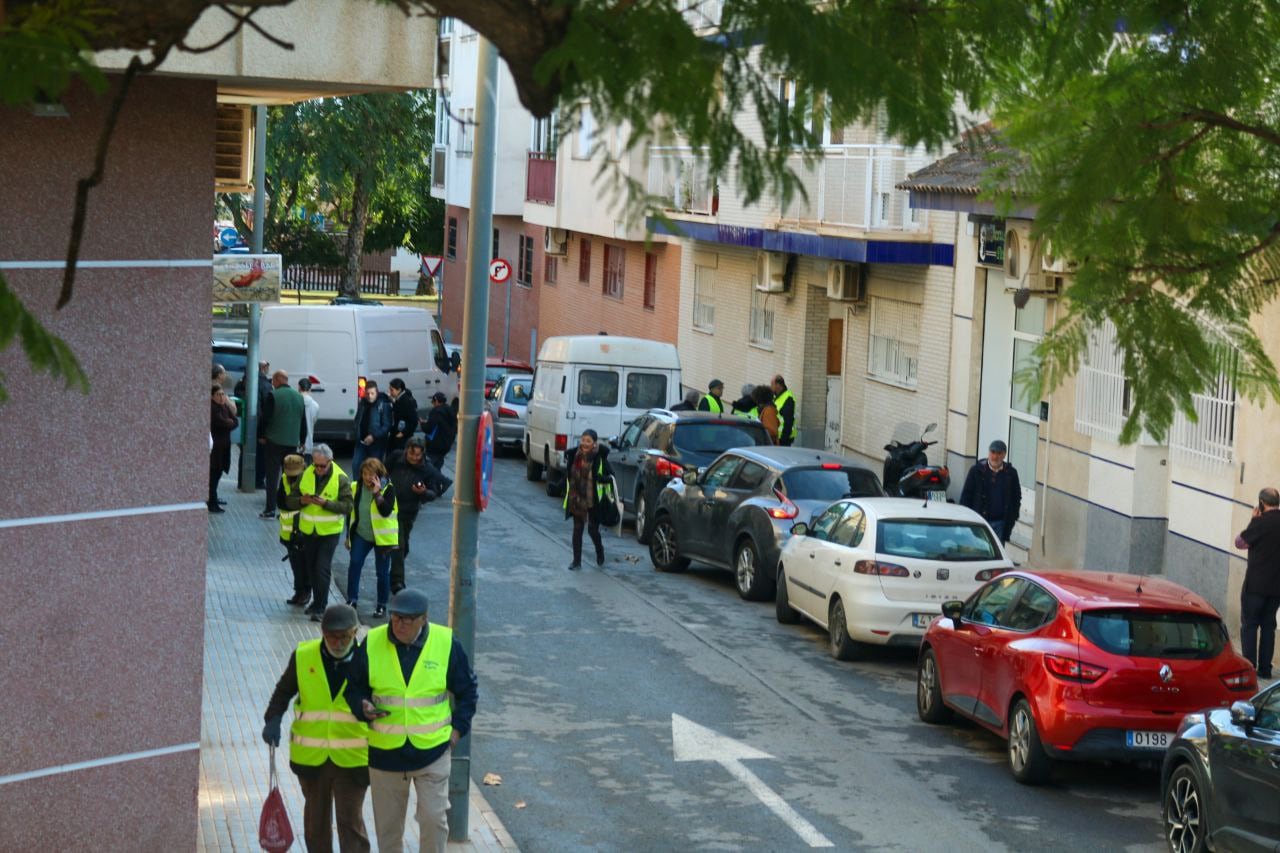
[917,570,1257,784]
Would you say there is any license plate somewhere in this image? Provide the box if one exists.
[911,613,936,628]
[927,490,948,502]
[1126,730,1171,749]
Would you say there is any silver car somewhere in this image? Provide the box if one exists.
[486,373,533,450]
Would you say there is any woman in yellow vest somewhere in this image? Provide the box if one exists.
[262,603,370,852]
[345,458,399,619]
[562,429,616,570]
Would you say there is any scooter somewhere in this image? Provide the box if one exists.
[882,422,951,500]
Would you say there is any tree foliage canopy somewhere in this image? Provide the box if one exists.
[4,0,1279,440]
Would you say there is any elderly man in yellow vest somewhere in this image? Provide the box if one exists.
[281,443,355,622]
[342,589,479,853]
[262,603,370,853]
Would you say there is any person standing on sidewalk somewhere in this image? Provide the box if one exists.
[959,439,1022,545]
[386,378,418,456]
[277,454,310,608]
[262,603,371,853]
[386,437,452,595]
[209,385,239,513]
[420,392,456,471]
[299,377,320,462]
[343,589,478,853]
[236,359,273,489]
[770,375,798,446]
[562,429,615,571]
[282,444,354,621]
[697,379,726,413]
[345,458,399,619]
[1234,487,1280,679]
[352,381,394,473]
[260,370,307,520]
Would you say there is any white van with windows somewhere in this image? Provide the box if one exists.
[259,304,454,442]
[524,335,681,480]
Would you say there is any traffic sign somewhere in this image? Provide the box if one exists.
[219,227,242,249]
[475,410,494,510]
[489,258,511,284]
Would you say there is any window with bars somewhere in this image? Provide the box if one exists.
[643,253,657,309]
[517,234,533,287]
[867,297,920,387]
[603,244,624,299]
[579,238,591,283]
[544,255,558,285]
[692,265,715,331]
[1074,319,1131,442]
[749,278,774,347]
[446,218,457,259]
[1170,346,1239,466]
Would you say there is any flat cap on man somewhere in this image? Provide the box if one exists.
[389,588,429,616]
[989,439,1008,453]
[321,603,359,631]
[709,378,724,390]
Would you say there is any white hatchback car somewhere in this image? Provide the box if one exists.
[775,498,1013,659]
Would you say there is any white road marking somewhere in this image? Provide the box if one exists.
[672,713,834,848]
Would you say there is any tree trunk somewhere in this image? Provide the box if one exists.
[340,170,372,299]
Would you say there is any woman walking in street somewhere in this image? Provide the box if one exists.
[209,385,239,512]
[563,429,615,570]
[345,458,398,618]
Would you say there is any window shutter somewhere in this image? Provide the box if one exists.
[215,105,253,194]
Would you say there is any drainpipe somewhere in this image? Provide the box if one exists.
[1039,296,1058,559]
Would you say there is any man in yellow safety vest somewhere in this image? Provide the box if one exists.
[771,374,798,446]
[697,378,725,413]
[262,603,370,852]
[278,453,309,608]
[281,443,354,622]
[342,589,478,853]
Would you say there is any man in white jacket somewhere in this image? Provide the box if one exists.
[298,377,320,461]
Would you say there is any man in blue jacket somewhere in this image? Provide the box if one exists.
[353,380,394,471]
[960,439,1022,545]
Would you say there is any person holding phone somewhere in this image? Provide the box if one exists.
[1235,486,1280,679]
[384,436,452,595]
[345,458,399,618]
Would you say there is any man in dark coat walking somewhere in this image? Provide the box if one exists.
[959,439,1022,545]
[386,378,419,456]
[385,437,452,594]
[420,391,456,471]
[1235,486,1280,679]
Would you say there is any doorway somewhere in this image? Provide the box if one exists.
[825,317,844,452]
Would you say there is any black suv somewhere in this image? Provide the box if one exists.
[609,410,774,544]
[1160,680,1280,852]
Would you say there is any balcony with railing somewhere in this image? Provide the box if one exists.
[431,146,446,189]
[647,147,718,215]
[526,151,556,204]
[681,0,723,31]
[778,145,932,231]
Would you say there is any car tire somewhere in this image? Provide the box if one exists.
[775,566,800,624]
[828,598,864,661]
[1007,698,1052,785]
[634,490,651,545]
[1163,763,1207,853]
[525,439,543,481]
[649,514,690,572]
[734,538,769,601]
[916,648,952,724]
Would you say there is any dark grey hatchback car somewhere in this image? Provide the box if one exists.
[648,446,882,601]
[1160,680,1280,852]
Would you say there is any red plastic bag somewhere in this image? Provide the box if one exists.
[259,746,294,852]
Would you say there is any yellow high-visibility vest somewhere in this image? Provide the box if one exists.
[350,482,399,547]
[365,623,453,751]
[289,639,368,767]
[299,463,348,536]
[774,389,797,442]
[279,476,300,543]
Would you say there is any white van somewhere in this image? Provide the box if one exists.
[524,335,681,480]
[260,305,453,442]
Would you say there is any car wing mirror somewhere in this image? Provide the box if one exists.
[790,521,809,537]
[1229,700,1257,729]
[608,435,621,449]
[682,469,700,485]
[941,600,964,627]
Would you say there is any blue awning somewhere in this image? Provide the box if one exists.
[646,218,953,267]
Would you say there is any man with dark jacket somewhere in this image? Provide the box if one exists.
[259,369,308,519]
[386,379,418,456]
[421,391,456,471]
[959,439,1022,545]
[385,437,453,594]
[353,381,394,472]
[281,444,355,620]
[235,359,273,488]
[697,379,726,413]
[1235,486,1280,679]
[343,589,478,853]
[770,374,798,446]
[730,383,756,416]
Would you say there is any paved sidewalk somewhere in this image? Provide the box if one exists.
[198,466,517,852]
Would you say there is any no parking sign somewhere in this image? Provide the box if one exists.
[475,410,494,510]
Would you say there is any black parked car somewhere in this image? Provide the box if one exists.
[1160,680,1280,852]
[213,339,247,394]
[610,410,774,544]
[648,446,883,601]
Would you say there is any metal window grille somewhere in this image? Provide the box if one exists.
[693,265,715,330]
[603,245,624,299]
[867,297,920,386]
[1170,346,1238,466]
[749,279,774,346]
[517,235,533,287]
[446,218,457,260]
[1074,319,1130,441]
[643,253,657,309]
[579,239,591,283]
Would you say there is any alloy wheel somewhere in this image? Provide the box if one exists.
[736,543,756,594]
[635,493,647,538]
[918,655,937,715]
[653,520,677,566]
[1009,707,1031,774]
[1166,773,1202,853]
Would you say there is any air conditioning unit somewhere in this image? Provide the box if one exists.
[1039,240,1077,274]
[755,252,788,293]
[826,262,866,301]
[1003,219,1033,283]
[544,228,568,256]
[1024,272,1064,294]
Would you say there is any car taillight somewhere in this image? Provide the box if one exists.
[554,433,568,451]
[854,560,910,577]
[654,456,681,479]
[307,374,321,386]
[357,375,367,399]
[767,485,799,519]
[1220,669,1255,691]
[499,406,518,418]
[1043,654,1108,683]
[975,568,1009,581]
[821,462,842,470]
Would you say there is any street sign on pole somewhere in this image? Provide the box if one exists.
[489,257,511,284]
[475,410,494,511]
